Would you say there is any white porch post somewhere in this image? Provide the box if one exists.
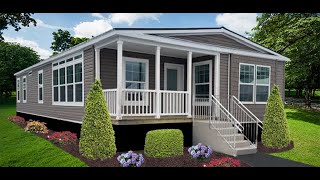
[214,53,220,99]
[187,51,192,118]
[95,48,100,80]
[116,41,123,120]
[155,46,161,119]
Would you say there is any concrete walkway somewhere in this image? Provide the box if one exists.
[238,153,312,167]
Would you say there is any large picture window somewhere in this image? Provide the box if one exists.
[38,70,43,104]
[239,63,271,104]
[52,53,83,106]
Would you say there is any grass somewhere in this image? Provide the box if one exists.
[0,103,87,167]
[285,89,320,98]
[271,106,320,167]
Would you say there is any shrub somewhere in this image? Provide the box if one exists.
[203,157,241,167]
[47,131,77,146]
[262,85,291,148]
[188,143,213,160]
[117,150,145,167]
[144,129,183,158]
[24,120,48,134]
[8,116,25,123]
[79,80,116,160]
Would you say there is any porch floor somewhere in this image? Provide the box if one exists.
[111,115,192,125]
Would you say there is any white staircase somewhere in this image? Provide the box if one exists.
[192,95,262,156]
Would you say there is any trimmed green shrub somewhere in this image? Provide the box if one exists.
[262,85,291,148]
[144,129,184,158]
[79,80,116,160]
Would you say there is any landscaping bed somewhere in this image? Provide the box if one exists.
[258,141,294,153]
[9,116,250,167]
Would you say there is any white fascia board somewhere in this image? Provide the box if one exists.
[14,30,117,76]
[117,32,289,61]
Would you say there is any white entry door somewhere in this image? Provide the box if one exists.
[164,63,184,91]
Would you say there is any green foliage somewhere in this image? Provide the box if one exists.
[262,85,290,148]
[144,129,184,158]
[249,13,320,107]
[0,41,39,98]
[0,13,36,41]
[51,29,90,55]
[79,80,116,160]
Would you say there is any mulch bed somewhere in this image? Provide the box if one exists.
[12,119,250,167]
[257,141,294,153]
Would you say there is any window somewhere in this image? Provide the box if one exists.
[22,76,27,103]
[17,78,20,103]
[52,53,83,106]
[123,57,149,102]
[239,63,271,104]
[194,61,212,99]
[38,70,43,104]
[239,64,254,102]
[256,66,270,103]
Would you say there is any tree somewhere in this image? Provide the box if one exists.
[249,13,320,107]
[79,80,116,160]
[51,29,89,55]
[262,85,291,148]
[0,41,39,97]
[0,13,36,41]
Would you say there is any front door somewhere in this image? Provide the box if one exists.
[164,63,184,91]
[193,60,212,100]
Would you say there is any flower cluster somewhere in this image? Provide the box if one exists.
[117,151,145,167]
[203,157,241,167]
[8,116,25,123]
[188,143,213,160]
[47,131,77,146]
[24,120,48,134]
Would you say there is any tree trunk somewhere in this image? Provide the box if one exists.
[288,89,291,96]
[312,89,316,97]
[305,89,312,108]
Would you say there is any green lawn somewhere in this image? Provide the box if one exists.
[271,106,320,167]
[0,103,87,167]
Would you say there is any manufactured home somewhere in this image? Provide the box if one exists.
[15,27,289,156]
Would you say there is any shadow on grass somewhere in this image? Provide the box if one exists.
[285,105,320,126]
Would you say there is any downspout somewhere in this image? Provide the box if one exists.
[228,54,231,111]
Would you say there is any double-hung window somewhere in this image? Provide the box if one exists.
[38,70,43,104]
[22,76,27,103]
[123,57,149,103]
[52,53,83,106]
[16,78,20,103]
[239,63,271,104]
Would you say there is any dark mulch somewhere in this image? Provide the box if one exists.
[257,141,294,153]
[12,120,250,167]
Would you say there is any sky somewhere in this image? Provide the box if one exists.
[3,13,259,59]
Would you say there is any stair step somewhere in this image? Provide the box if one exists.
[215,127,239,135]
[221,134,244,141]
[211,121,233,128]
[236,145,257,155]
[227,140,251,148]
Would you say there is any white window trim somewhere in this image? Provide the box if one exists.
[22,76,27,103]
[52,52,84,106]
[193,60,212,106]
[122,56,149,105]
[238,63,271,104]
[38,70,44,104]
[239,63,255,104]
[255,65,271,104]
[16,78,20,103]
[164,63,184,91]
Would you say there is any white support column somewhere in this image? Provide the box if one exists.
[155,46,161,119]
[116,41,123,120]
[95,48,100,80]
[214,53,220,100]
[187,51,192,118]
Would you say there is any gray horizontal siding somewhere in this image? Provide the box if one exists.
[100,48,187,91]
[16,47,94,123]
[230,54,285,121]
[169,34,263,53]
[220,54,229,101]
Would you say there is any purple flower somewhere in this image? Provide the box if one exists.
[120,158,126,164]
[117,155,122,162]
[136,161,142,167]
[188,147,192,153]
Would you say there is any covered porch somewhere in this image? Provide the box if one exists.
[94,37,221,121]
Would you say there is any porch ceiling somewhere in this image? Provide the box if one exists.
[104,41,207,59]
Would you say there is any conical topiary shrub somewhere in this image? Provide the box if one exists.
[79,80,116,159]
[262,85,290,148]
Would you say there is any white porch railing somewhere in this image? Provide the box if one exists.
[103,89,117,116]
[122,89,156,116]
[160,90,189,115]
